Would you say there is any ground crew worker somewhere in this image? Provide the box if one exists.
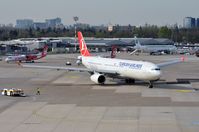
[36,88,40,95]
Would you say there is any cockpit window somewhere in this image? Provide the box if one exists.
[152,68,160,71]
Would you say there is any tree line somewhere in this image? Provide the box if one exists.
[1,25,199,43]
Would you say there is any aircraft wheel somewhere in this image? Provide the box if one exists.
[148,81,153,88]
[125,79,135,84]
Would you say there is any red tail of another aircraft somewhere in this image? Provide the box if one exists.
[78,31,90,56]
[111,46,117,58]
[41,45,48,57]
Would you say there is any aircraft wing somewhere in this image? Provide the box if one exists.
[129,49,138,55]
[22,64,91,72]
[157,57,185,68]
[21,64,119,75]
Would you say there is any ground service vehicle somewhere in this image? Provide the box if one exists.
[1,88,26,97]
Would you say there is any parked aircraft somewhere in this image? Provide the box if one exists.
[5,45,48,63]
[21,32,184,88]
[129,36,177,55]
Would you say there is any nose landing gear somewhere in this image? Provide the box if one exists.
[125,79,135,84]
[148,81,154,88]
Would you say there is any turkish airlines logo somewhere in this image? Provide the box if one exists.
[80,38,87,56]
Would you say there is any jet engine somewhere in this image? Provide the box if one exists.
[90,73,106,84]
[76,56,82,65]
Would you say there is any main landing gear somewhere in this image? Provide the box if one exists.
[148,81,154,88]
[125,79,154,88]
[125,79,135,84]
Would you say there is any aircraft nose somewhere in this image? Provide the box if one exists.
[153,70,161,80]
[150,68,161,80]
[155,70,161,78]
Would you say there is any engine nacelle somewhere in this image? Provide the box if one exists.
[76,56,82,65]
[90,74,106,84]
[77,56,82,60]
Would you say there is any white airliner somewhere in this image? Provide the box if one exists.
[129,36,177,55]
[21,32,184,88]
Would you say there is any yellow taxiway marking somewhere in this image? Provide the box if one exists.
[69,76,79,79]
[175,90,193,93]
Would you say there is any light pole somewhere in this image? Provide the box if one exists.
[73,16,79,52]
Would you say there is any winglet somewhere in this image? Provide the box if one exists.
[77,32,90,56]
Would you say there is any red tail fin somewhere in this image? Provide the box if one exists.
[111,46,117,58]
[41,45,48,57]
[78,32,90,56]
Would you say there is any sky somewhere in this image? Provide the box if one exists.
[0,0,199,26]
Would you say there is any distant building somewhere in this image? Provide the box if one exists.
[55,24,65,29]
[33,22,47,29]
[15,18,64,29]
[0,24,14,28]
[45,18,62,28]
[196,18,199,28]
[183,17,195,28]
[16,19,34,29]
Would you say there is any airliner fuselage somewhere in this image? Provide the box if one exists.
[82,56,161,81]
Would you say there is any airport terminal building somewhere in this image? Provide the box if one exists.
[0,37,176,54]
